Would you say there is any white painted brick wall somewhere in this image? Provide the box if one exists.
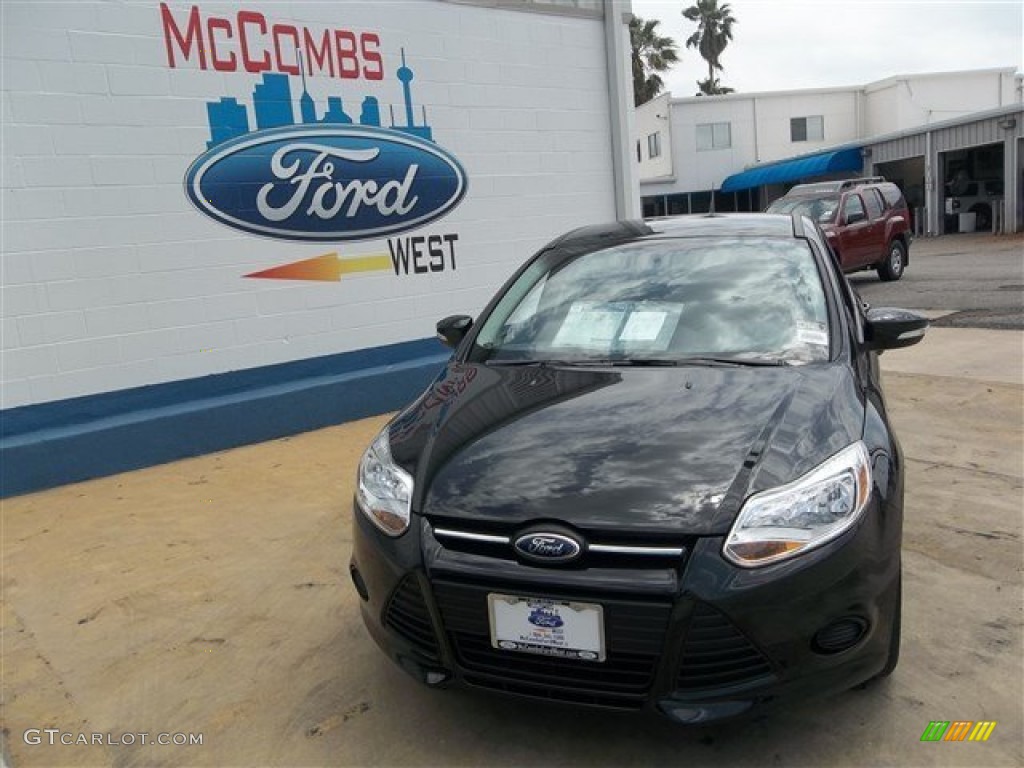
[106,65,170,96]
[8,92,83,124]
[20,156,94,187]
[2,27,73,62]
[68,32,139,65]
[1,0,619,409]
[2,60,44,92]
[36,62,110,94]
[4,126,56,157]
[16,310,87,346]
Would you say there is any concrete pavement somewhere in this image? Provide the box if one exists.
[851,231,1024,330]
[879,326,1023,385]
[2,326,1022,767]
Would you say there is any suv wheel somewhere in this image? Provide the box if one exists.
[878,240,906,282]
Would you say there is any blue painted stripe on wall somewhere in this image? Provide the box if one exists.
[2,337,442,438]
[1,338,450,498]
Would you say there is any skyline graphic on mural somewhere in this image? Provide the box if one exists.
[205,49,433,148]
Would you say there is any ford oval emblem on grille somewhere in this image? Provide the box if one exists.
[513,531,583,564]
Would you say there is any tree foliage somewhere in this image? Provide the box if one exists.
[696,76,735,96]
[630,16,679,107]
[682,0,737,96]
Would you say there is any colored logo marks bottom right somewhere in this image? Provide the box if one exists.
[920,720,996,742]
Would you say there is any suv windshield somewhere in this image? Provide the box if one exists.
[472,237,830,365]
[766,195,840,223]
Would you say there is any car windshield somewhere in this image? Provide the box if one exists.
[471,237,831,366]
[766,196,839,223]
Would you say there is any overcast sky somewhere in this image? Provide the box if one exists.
[630,0,1024,96]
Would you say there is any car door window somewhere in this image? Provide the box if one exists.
[863,190,883,220]
[843,194,866,224]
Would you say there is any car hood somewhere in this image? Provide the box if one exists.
[389,361,865,536]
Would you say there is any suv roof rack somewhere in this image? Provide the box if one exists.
[789,176,888,195]
[837,176,886,190]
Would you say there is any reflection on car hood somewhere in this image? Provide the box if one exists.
[388,362,864,536]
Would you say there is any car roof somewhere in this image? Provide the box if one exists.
[554,214,800,251]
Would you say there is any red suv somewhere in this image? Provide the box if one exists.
[766,178,912,281]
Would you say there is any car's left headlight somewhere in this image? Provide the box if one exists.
[356,430,414,537]
[724,441,872,568]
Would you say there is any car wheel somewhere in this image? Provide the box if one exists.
[875,573,901,678]
[971,204,991,232]
[877,240,906,282]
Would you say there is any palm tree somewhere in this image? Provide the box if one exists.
[629,16,679,107]
[682,0,736,96]
[696,75,734,97]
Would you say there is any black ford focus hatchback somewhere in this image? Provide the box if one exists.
[350,213,928,723]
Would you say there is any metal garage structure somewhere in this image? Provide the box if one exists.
[866,105,1024,236]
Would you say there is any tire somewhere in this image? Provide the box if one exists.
[877,240,906,282]
[971,204,991,232]
[876,574,902,678]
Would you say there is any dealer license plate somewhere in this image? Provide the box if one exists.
[487,593,605,662]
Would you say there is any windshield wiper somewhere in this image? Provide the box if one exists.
[485,356,790,368]
[484,359,574,367]
[485,357,672,368]
[675,356,791,367]
[585,357,683,367]
[592,356,790,367]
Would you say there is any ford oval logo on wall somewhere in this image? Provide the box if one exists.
[184,125,467,242]
[513,532,584,564]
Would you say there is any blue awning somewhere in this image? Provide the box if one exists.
[719,147,864,193]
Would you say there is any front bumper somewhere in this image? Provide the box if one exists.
[350,497,901,724]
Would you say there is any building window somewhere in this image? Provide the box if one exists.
[696,122,731,151]
[647,132,661,159]
[636,140,642,163]
[791,115,824,142]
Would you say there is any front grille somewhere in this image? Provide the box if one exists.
[676,603,776,691]
[432,579,671,709]
[383,575,441,663]
[428,518,688,570]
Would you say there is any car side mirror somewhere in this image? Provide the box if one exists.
[436,315,473,348]
[845,210,866,225]
[864,307,929,351]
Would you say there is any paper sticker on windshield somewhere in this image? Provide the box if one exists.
[796,321,829,346]
[552,302,625,349]
[620,311,668,342]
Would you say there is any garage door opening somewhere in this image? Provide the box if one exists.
[941,143,1005,234]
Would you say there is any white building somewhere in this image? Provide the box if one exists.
[637,67,1023,234]
[0,0,638,495]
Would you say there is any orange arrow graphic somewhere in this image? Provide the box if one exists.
[244,252,391,282]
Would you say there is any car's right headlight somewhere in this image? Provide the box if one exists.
[356,430,414,537]
[723,441,872,568]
